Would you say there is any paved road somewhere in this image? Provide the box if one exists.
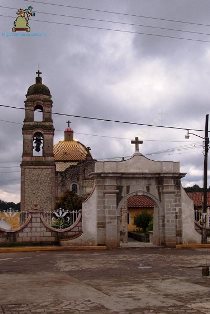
[0,247,210,313]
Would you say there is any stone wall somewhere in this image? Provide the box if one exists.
[0,211,82,245]
[21,166,55,212]
[56,160,95,199]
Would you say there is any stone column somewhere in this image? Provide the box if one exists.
[162,178,177,247]
[95,178,106,245]
[120,206,128,243]
[104,189,119,248]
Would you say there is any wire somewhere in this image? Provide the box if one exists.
[0,166,19,169]
[0,142,201,169]
[0,120,199,142]
[0,171,20,174]
[97,144,201,160]
[1,14,210,43]
[1,5,210,38]
[0,103,206,132]
[146,143,202,156]
[0,119,22,125]
[23,0,210,28]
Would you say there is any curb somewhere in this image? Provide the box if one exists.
[0,245,107,253]
[176,243,210,249]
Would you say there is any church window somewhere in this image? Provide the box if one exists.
[71,183,78,194]
[34,104,43,121]
[33,132,44,156]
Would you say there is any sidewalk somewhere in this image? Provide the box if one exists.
[120,237,160,248]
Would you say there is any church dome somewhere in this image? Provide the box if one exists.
[54,126,92,162]
[54,140,89,161]
[26,71,51,97]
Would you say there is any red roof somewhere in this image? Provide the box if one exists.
[127,195,155,208]
[187,192,210,206]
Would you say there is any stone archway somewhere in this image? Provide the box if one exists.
[117,190,163,246]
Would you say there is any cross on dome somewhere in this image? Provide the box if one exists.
[131,136,143,153]
[66,120,71,128]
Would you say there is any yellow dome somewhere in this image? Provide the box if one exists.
[54,140,89,161]
[54,127,92,165]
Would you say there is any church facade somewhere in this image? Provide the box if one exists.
[0,72,202,247]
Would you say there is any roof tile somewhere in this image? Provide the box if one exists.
[187,191,210,206]
[127,195,155,208]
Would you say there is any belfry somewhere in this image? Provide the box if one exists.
[21,71,56,211]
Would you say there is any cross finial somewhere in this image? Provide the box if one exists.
[36,70,42,77]
[66,120,71,128]
[131,136,143,153]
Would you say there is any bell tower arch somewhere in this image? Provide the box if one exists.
[21,71,55,211]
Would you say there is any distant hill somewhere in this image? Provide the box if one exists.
[0,200,20,211]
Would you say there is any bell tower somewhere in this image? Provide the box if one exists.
[21,71,55,211]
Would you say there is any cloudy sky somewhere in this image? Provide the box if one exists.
[1,0,210,203]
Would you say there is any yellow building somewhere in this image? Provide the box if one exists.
[127,195,155,232]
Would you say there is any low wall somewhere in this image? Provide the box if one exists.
[0,211,82,245]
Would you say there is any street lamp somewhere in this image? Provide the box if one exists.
[185,114,209,244]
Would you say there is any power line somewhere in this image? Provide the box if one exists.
[0,166,19,169]
[0,103,206,132]
[0,170,20,174]
[0,119,21,125]
[1,5,210,38]
[23,0,210,28]
[1,14,210,43]
[0,119,200,143]
[0,144,200,169]
[0,142,201,169]
[146,143,202,156]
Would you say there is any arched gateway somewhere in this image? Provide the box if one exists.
[69,150,200,248]
[118,190,162,246]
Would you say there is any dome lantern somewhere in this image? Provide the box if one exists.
[26,70,51,97]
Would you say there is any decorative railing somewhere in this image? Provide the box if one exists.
[194,209,210,228]
[41,208,81,231]
[0,208,30,231]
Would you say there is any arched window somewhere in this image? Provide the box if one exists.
[71,183,78,194]
[33,132,44,156]
[34,104,43,121]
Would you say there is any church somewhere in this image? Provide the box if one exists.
[0,71,203,247]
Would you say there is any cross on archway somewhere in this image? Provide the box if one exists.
[36,70,42,77]
[131,136,143,153]
[66,120,71,128]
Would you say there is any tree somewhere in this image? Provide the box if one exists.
[0,200,20,211]
[55,190,83,211]
[134,211,153,233]
[184,184,210,192]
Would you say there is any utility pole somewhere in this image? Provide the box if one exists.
[202,114,209,244]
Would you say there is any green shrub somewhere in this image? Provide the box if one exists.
[134,211,153,233]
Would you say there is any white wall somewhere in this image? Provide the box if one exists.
[181,188,201,243]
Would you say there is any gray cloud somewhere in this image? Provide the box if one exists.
[0,0,210,202]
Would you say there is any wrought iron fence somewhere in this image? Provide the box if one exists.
[194,209,210,228]
[42,208,81,230]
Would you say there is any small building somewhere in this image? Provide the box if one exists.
[127,195,155,231]
[187,191,210,223]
